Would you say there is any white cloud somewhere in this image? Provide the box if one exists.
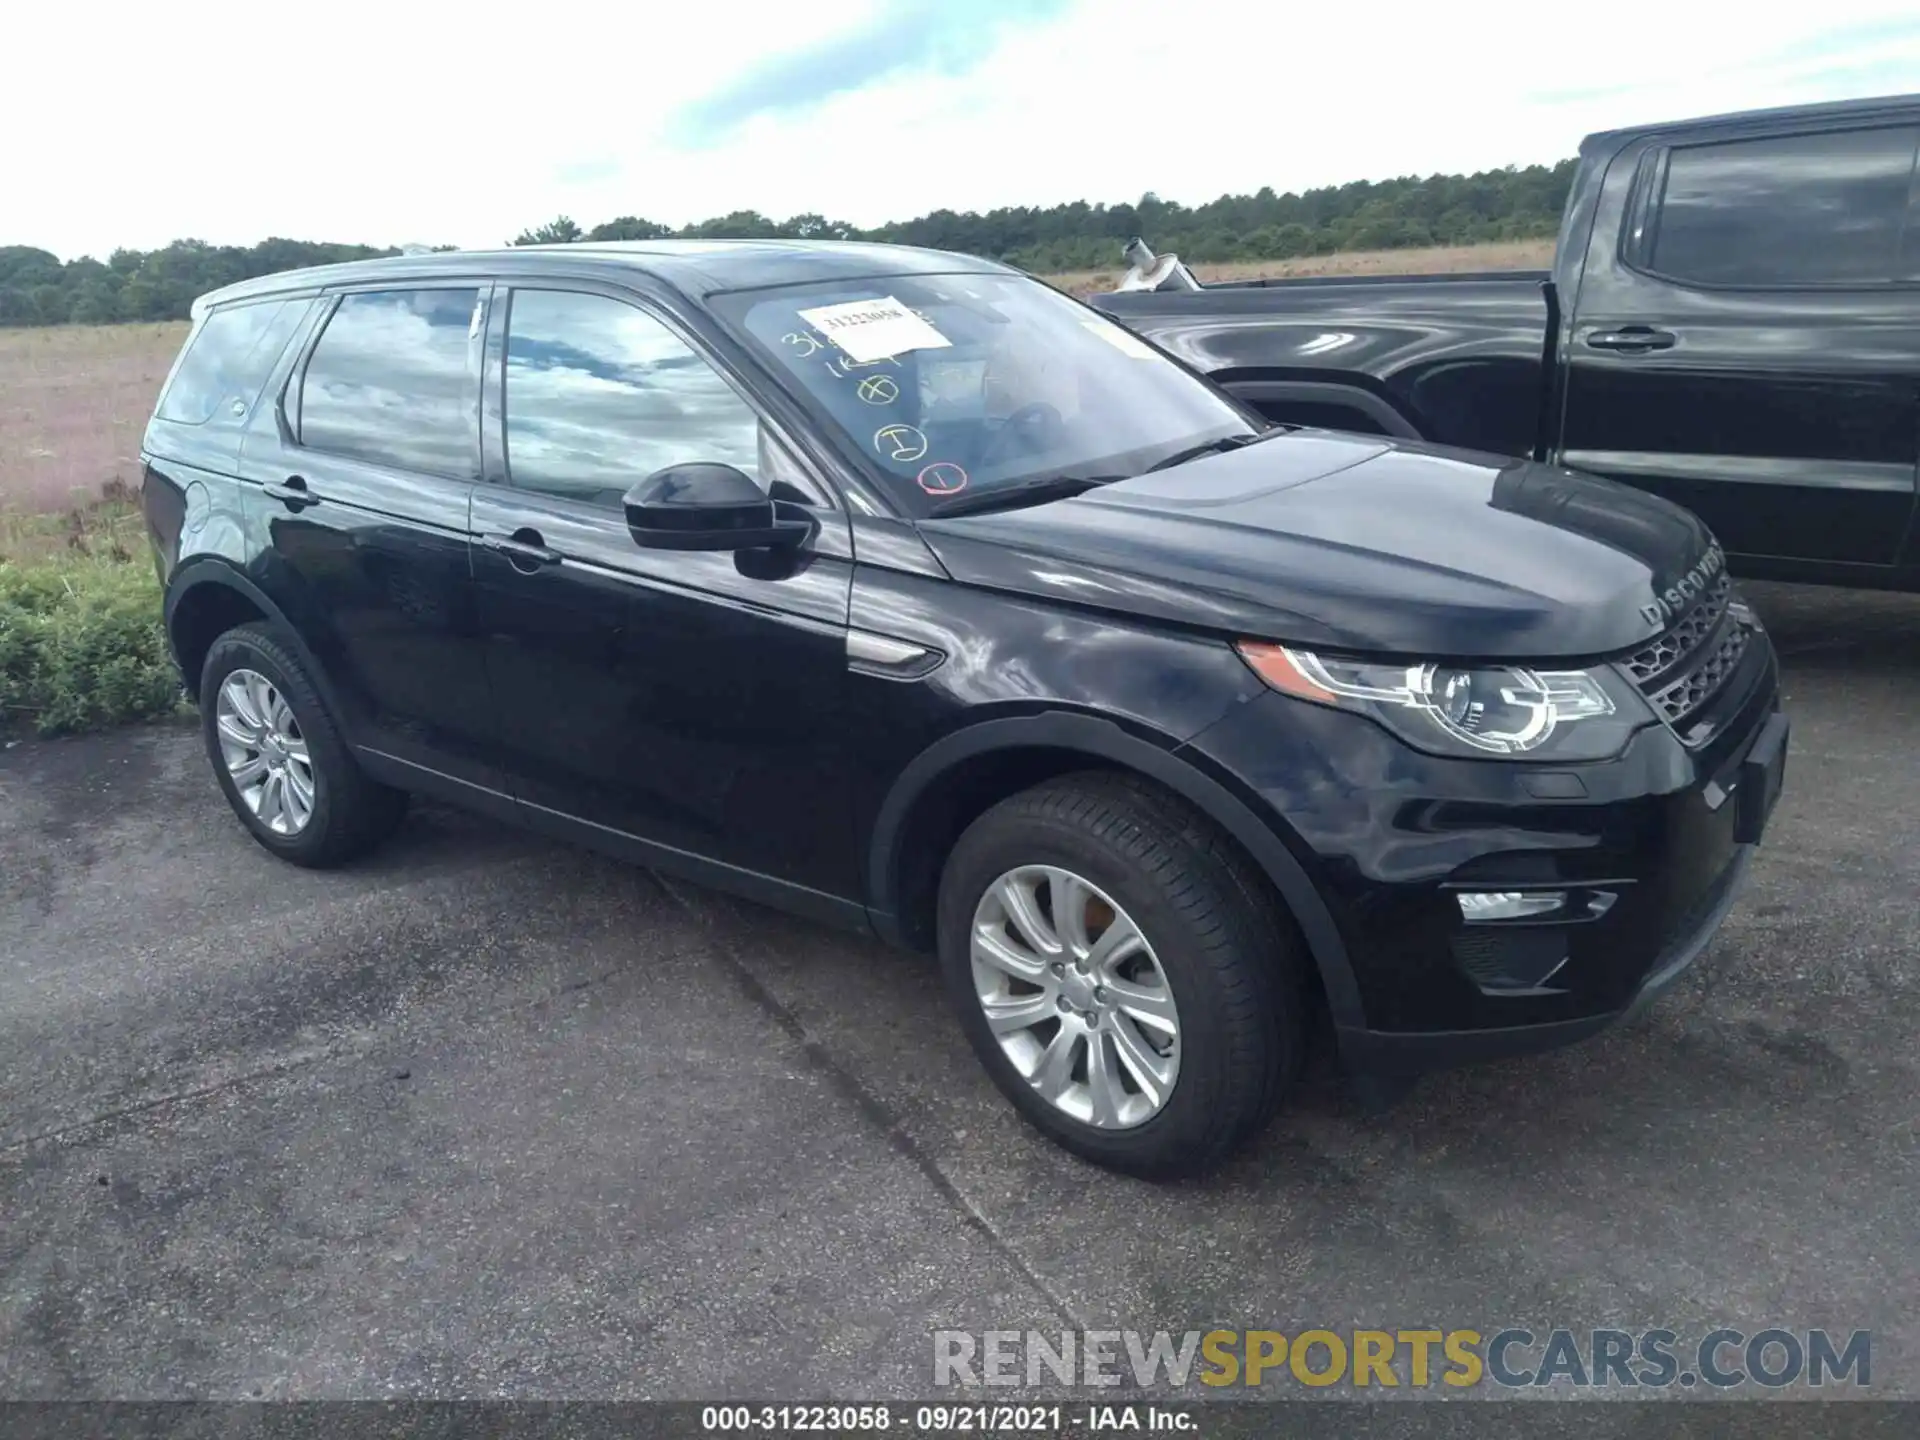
[7,0,1920,260]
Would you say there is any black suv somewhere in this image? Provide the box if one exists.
[142,241,1789,1177]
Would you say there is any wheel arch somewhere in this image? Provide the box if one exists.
[865,713,1365,1030]
[164,562,349,726]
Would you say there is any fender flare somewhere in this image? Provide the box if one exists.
[163,561,350,725]
[865,712,1365,1030]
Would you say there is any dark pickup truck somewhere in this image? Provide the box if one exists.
[1090,92,1920,592]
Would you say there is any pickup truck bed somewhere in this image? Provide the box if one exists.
[1094,271,1554,459]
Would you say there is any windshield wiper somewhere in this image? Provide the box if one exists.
[924,425,1284,519]
[1142,429,1269,474]
[926,474,1120,519]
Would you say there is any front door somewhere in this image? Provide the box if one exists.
[1558,120,1920,570]
[469,284,860,905]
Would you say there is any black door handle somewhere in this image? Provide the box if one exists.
[1585,327,1676,353]
[481,529,563,568]
[262,475,319,508]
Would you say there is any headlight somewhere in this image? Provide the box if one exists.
[1235,642,1653,761]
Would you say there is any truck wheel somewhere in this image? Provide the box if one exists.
[199,623,407,868]
[937,773,1302,1178]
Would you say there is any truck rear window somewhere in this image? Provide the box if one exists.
[157,299,307,426]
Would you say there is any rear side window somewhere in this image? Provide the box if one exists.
[156,299,306,425]
[1647,126,1920,287]
[299,288,481,477]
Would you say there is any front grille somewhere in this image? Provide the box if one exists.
[1622,573,1731,685]
[1621,572,1754,735]
[1645,619,1751,727]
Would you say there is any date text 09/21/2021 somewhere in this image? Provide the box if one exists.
[698,1405,1181,1433]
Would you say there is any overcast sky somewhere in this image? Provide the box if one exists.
[9,0,1920,261]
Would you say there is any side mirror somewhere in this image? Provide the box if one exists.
[623,463,811,552]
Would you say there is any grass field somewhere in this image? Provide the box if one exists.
[0,321,188,522]
[0,239,1554,526]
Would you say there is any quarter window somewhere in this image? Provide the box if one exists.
[157,298,307,426]
[503,289,771,508]
[1647,126,1919,287]
[299,288,481,476]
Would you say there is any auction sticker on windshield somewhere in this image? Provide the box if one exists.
[797,296,952,364]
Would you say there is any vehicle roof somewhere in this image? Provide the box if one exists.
[192,239,1020,315]
[1582,90,1920,152]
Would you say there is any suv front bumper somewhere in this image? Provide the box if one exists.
[1183,636,1788,1077]
[1337,830,1756,1075]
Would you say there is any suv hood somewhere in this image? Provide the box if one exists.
[915,430,1718,660]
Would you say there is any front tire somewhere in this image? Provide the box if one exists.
[199,624,406,868]
[937,773,1303,1178]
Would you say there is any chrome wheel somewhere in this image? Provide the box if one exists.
[215,668,314,836]
[969,865,1180,1129]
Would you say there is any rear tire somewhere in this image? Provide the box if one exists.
[937,772,1304,1178]
[199,624,407,868]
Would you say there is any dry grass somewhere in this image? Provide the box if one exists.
[0,484,147,566]
[0,240,1553,518]
[1046,238,1555,295]
[0,321,189,517]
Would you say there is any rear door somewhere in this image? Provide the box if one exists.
[235,282,500,792]
[1557,118,1920,570]
[144,296,314,562]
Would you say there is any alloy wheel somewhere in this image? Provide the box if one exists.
[969,865,1181,1129]
[215,668,315,836]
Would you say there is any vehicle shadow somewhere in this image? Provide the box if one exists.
[338,793,552,877]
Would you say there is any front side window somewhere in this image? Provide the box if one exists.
[299,288,481,477]
[503,289,772,509]
[710,273,1253,514]
[157,298,307,426]
[1647,126,1919,287]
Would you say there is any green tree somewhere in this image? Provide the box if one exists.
[586,216,671,241]
[681,209,786,239]
[68,279,121,324]
[30,284,69,324]
[0,246,61,288]
[512,217,585,246]
[116,277,163,322]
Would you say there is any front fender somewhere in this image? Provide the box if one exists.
[865,710,1364,1032]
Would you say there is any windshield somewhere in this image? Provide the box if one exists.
[710,273,1255,514]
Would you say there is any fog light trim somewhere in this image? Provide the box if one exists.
[1455,889,1618,924]
[1457,891,1566,922]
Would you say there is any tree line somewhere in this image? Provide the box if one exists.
[2,159,1574,327]
[0,240,410,328]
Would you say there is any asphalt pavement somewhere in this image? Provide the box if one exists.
[2,581,1915,1401]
